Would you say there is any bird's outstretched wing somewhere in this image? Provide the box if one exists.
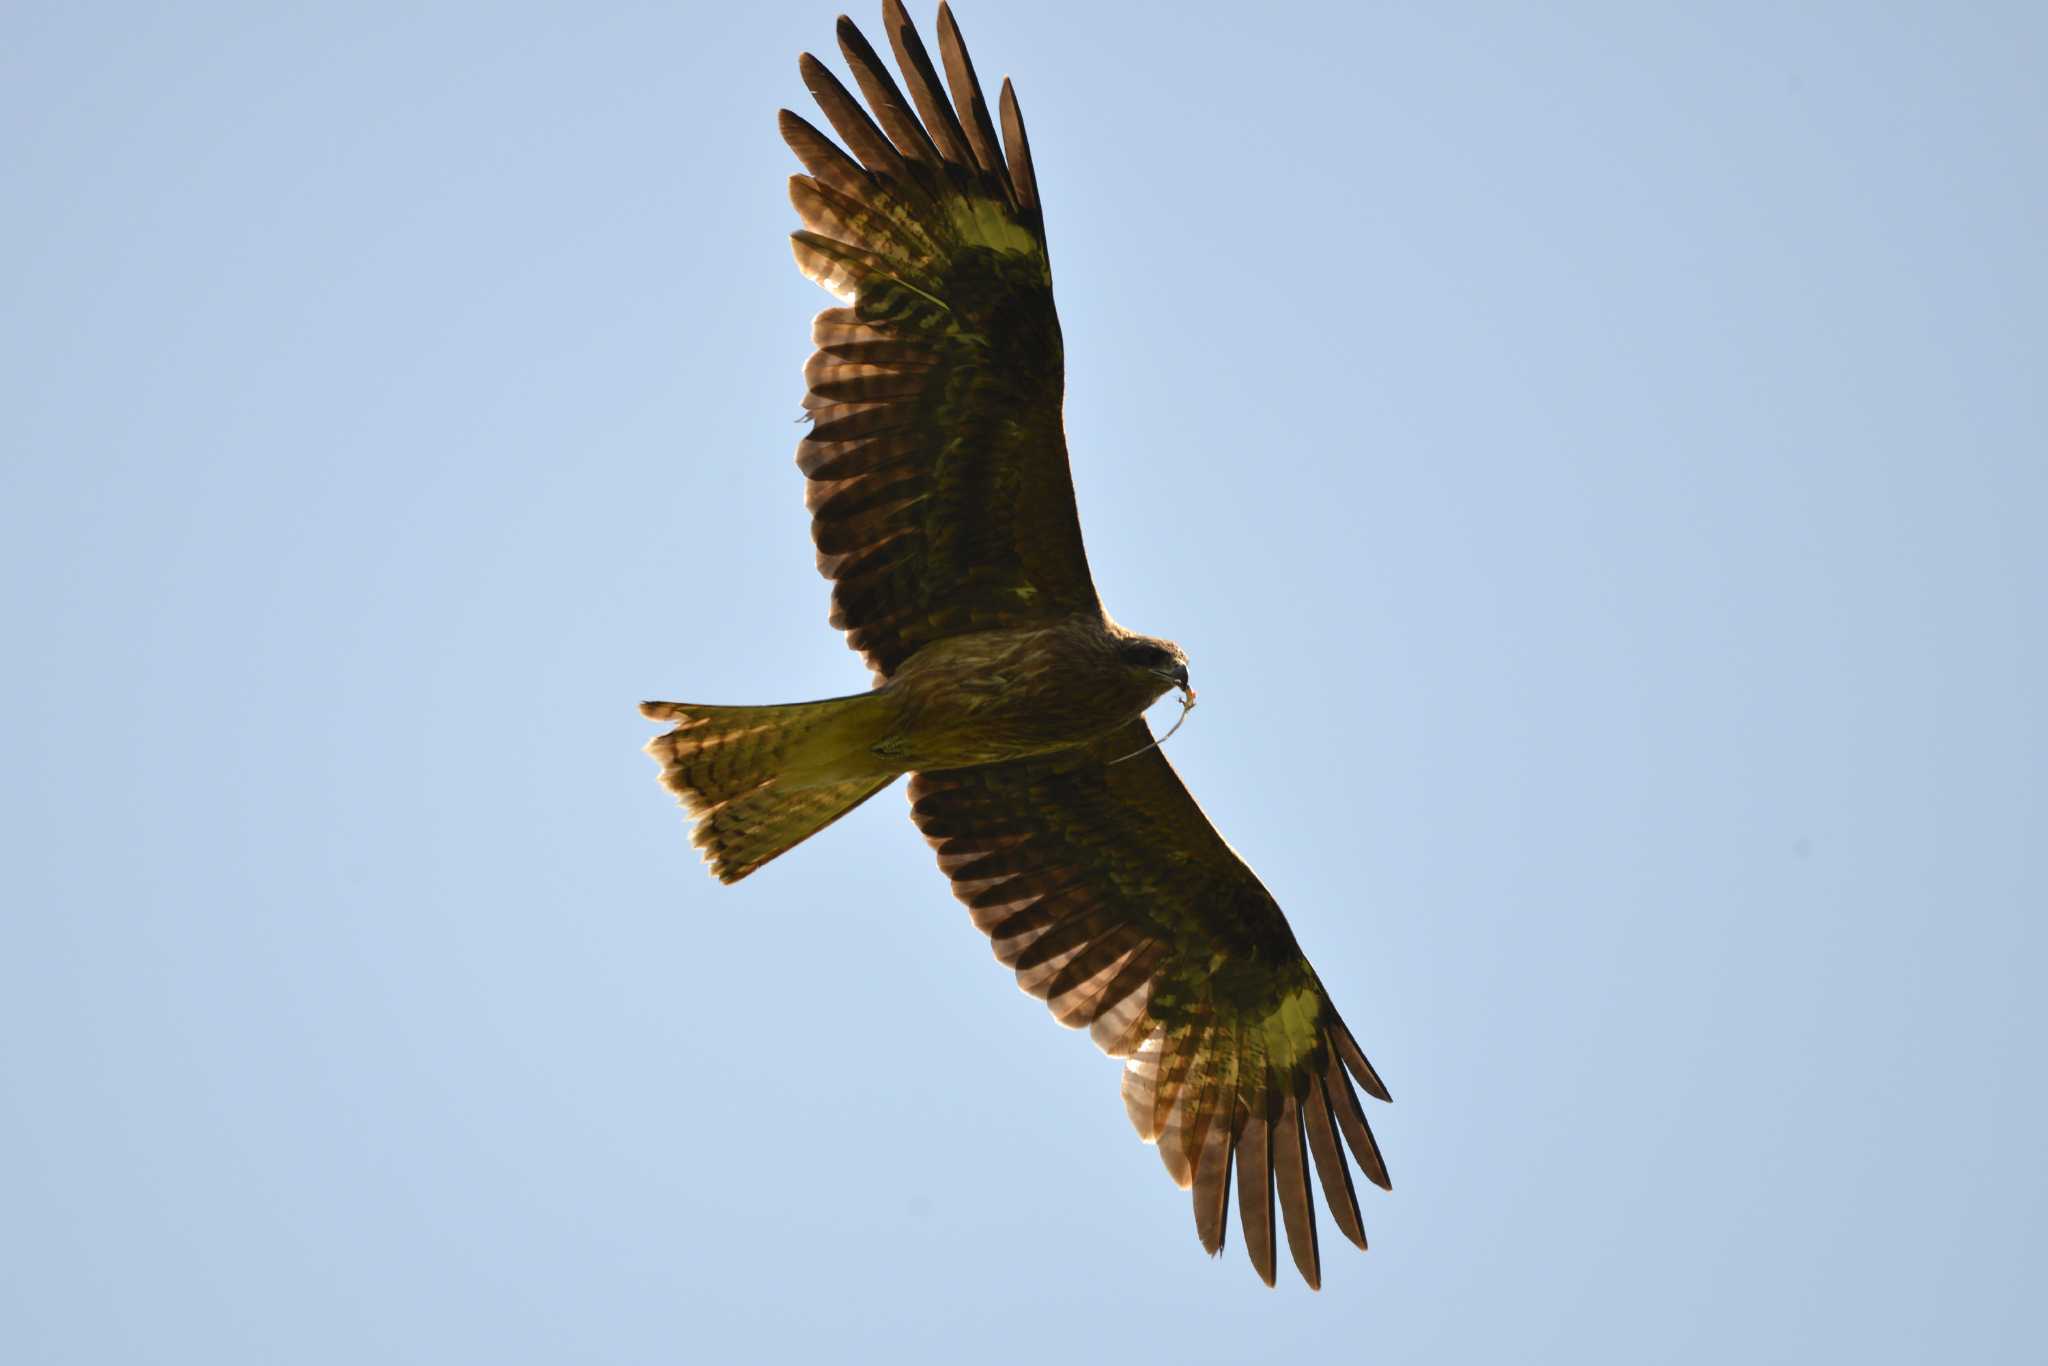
[784,1,1098,678]
[908,720,1393,1288]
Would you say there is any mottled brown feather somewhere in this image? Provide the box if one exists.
[1192,1102,1235,1254]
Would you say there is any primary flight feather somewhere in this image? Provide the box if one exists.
[642,1,1391,1288]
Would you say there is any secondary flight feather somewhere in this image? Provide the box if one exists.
[642,1,1391,1287]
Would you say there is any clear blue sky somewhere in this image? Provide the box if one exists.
[5,2,2043,1361]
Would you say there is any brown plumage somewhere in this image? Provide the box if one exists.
[642,3,1391,1286]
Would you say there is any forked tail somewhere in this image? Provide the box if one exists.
[639,693,895,883]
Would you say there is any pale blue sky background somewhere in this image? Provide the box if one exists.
[4,2,2043,1361]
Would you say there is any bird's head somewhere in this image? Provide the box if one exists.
[1117,634,1193,705]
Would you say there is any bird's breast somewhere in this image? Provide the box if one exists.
[876,619,1154,769]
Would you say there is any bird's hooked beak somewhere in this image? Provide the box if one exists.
[1144,657,1195,707]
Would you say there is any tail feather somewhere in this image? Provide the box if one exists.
[641,694,895,882]
[694,774,893,884]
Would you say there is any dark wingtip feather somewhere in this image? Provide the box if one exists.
[799,50,912,182]
[1235,1106,1277,1287]
[836,13,944,172]
[1327,1053,1394,1192]
[998,77,1040,222]
[933,1,1014,200]
[1336,1022,1392,1103]
[881,0,976,169]
[1274,1093,1322,1289]
[1305,1073,1368,1250]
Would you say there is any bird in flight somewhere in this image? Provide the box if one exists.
[642,1,1390,1287]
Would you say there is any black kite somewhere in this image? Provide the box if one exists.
[643,2,1391,1287]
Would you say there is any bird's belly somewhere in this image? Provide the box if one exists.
[877,636,1146,770]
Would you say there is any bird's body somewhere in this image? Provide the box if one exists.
[877,615,1180,768]
[645,614,1180,880]
[642,1,1393,1289]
